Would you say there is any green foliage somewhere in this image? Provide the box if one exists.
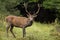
[29,0,38,2]
[43,0,60,9]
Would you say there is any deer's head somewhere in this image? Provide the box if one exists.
[23,2,40,21]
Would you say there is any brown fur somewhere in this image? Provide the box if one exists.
[5,15,30,28]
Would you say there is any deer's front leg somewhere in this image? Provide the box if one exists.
[22,27,26,37]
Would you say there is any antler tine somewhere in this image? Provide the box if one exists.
[23,2,30,15]
[35,4,40,15]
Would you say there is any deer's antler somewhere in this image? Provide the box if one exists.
[23,2,31,15]
[35,4,40,15]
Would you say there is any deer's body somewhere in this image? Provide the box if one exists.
[5,15,33,38]
[6,15,33,28]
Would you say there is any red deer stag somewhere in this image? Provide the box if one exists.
[5,3,40,38]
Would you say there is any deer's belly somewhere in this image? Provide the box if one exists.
[12,22,27,28]
[12,21,33,28]
[14,25,24,28]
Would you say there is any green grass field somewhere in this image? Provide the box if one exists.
[0,21,60,40]
[0,14,60,40]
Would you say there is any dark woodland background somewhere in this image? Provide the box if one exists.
[0,0,60,23]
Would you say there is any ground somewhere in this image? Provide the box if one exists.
[0,20,60,40]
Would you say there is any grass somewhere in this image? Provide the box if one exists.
[0,21,59,40]
[0,14,60,40]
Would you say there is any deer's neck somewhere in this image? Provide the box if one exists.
[24,18,33,28]
[25,20,33,28]
[28,17,33,21]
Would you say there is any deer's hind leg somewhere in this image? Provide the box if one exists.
[10,25,16,38]
[6,24,11,37]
